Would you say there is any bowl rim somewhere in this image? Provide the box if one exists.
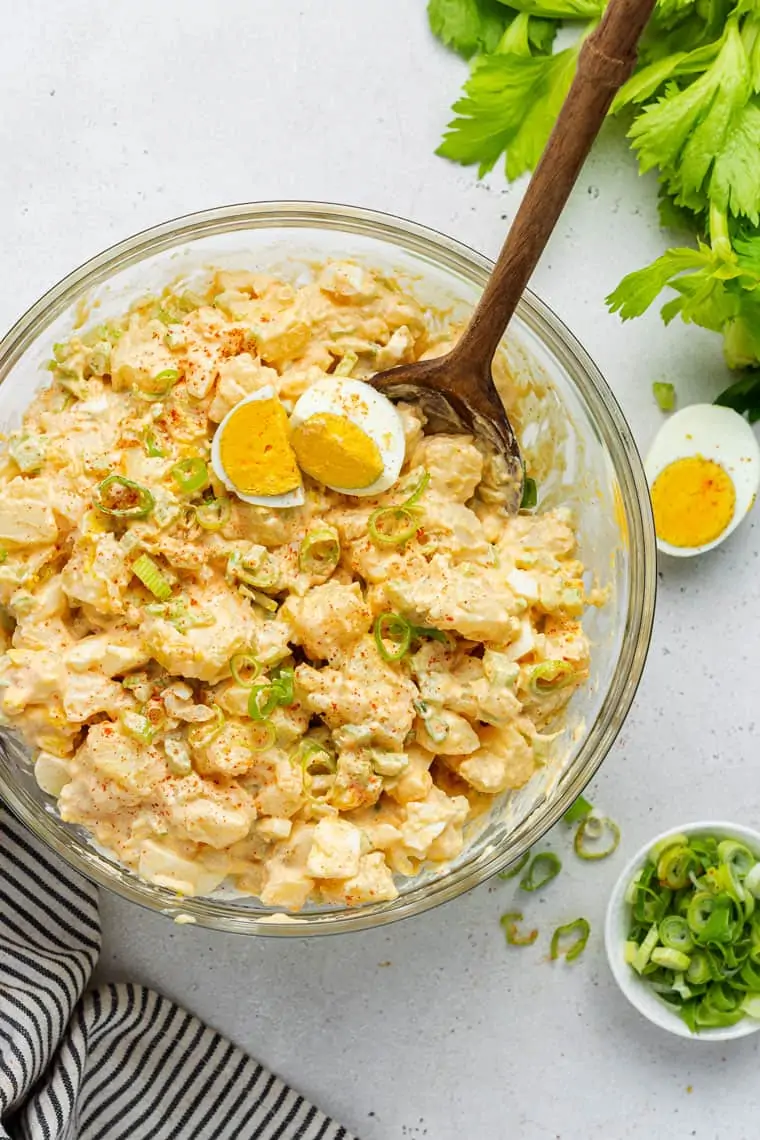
[0,200,657,935]
[605,821,760,1041]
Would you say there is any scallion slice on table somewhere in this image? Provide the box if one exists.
[132,554,172,601]
[652,382,675,412]
[625,833,760,1031]
[95,474,155,519]
[500,911,538,947]
[563,795,593,825]
[498,851,531,881]
[520,852,561,893]
[368,471,430,547]
[574,816,621,861]
[550,919,590,963]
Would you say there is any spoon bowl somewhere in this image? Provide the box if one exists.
[371,350,524,512]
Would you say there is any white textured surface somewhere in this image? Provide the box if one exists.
[3,3,760,1137]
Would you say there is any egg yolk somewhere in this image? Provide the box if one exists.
[651,456,736,548]
[218,397,301,496]
[290,412,384,489]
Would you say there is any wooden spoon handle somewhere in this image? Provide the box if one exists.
[451,0,657,372]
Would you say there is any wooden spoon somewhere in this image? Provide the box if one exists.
[370,0,657,512]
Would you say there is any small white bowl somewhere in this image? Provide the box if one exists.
[605,821,760,1041]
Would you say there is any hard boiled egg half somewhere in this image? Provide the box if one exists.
[211,378,406,506]
[211,386,305,507]
[646,404,760,556]
[289,377,405,496]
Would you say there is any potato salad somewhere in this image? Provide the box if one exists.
[0,262,590,909]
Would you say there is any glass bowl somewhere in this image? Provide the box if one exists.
[0,202,656,935]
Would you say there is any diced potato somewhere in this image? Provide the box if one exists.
[0,493,58,546]
[306,818,362,880]
[208,354,279,422]
[62,534,132,616]
[281,581,371,663]
[62,672,129,723]
[142,578,259,682]
[411,435,483,502]
[416,709,480,756]
[386,554,520,642]
[192,720,262,779]
[77,722,165,797]
[138,838,230,896]
[296,636,417,749]
[448,724,535,794]
[399,787,469,857]
[320,852,399,905]
[254,757,305,818]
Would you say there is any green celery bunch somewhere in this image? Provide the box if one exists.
[429,0,760,412]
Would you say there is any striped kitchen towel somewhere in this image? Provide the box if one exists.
[0,805,354,1140]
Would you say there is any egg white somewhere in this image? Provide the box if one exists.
[290,377,405,496]
[211,386,305,508]
[645,404,760,557]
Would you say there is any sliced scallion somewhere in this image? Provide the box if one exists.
[334,350,358,377]
[250,720,277,752]
[229,653,261,688]
[195,497,230,531]
[624,833,760,1032]
[498,850,531,881]
[574,815,621,861]
[299,528,340,576]
[135,367,179,401]
[374,612,412,662]
[248,667,295,721]
[550,918,590,962]
[132,554,172,601]
[95,474,155,519]
[413,699,449,745]
[119,710,155,745]
[368,471,429,548]
[171,457,209,496]
[520,852,561,893]
[500,911,538,947]
[651,947,692,972]
[142,430,165,458]
[520,476,538,511]
[657,844,700,889]
[187,706,225,750]
[528,660,575,697]
[563,794,593,825]
[652,381,675,412]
